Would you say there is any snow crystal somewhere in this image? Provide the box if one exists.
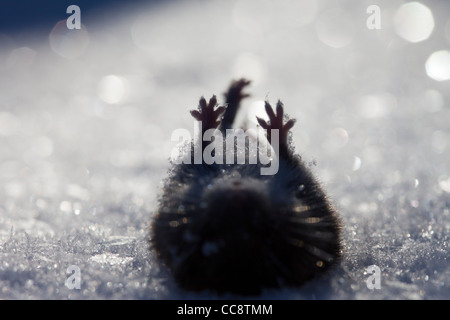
[0,0,448,300]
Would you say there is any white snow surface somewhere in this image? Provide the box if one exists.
[0,0,449,299]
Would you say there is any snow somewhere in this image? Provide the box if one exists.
[0,0,449,299]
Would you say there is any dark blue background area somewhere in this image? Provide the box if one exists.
[0,0,163,34]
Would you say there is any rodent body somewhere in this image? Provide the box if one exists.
[151,79,342,295]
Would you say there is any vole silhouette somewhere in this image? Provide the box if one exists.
[151,79,342,295]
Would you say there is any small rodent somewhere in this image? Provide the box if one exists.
[151,79,342,295]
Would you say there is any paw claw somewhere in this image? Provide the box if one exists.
[256,116,269,129]
[284,119,296,131]
[190,95,225,132]
[199,97,207,109]
[208,95,217,109]
[265,101,277,124]
[213,106,226,118]
[190,110,202,121]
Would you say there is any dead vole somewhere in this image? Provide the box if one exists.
[151,79,342,295]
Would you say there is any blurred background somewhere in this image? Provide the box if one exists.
[0,0,449,299]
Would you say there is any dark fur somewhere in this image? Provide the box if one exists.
[151,79,342,295]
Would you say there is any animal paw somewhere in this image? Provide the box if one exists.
[256,100,296,155]
[190,95,226,133]
[221,79,251,130]
[225,78,251,103]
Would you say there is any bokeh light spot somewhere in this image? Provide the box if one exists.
[330,127,349,147]
[315,9,354,48]
[425,50,450,81]
[49,20,90,59]
[393,2,434,43]
[232,53,266,85]
[98,75,127,104]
